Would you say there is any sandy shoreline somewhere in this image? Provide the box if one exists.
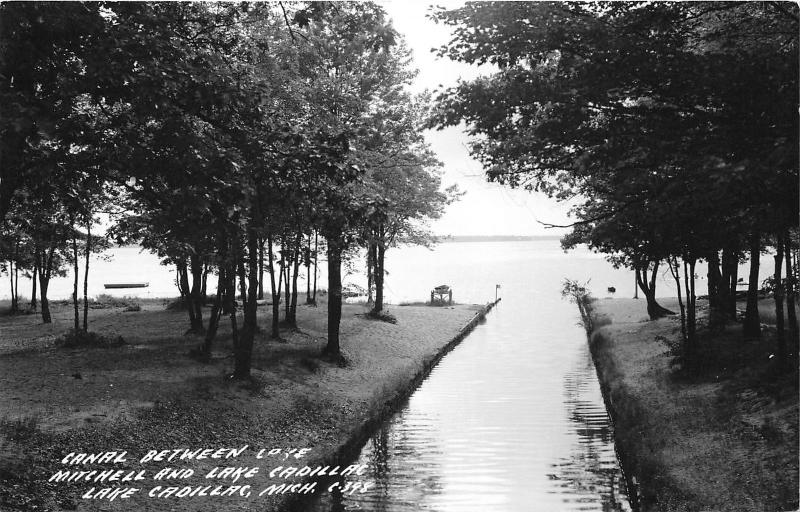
[586,297,798,512]
[0,298,493,511]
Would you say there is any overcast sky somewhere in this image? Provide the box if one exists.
[381,2,571,237]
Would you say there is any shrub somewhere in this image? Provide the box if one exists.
[561,278,596,333]
[91,294,140,309]
[55,329,125,348]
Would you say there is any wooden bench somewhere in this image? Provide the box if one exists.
[430,285,452,305]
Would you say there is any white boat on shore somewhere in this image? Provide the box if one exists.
[103,282,150,289]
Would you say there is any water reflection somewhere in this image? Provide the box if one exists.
[546,347,630,512]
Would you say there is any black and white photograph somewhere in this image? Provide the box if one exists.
[0,2,797,511]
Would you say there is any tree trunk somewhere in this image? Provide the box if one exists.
[289,234,301,326]
[284,239,291,323]
[233,228,259,380]
[372,228,386,314]
[8,259,17,314]
[9,238,19,314]
[39,245,55,324]
[258,238,265,300]
[200,267,225,361]
[267,234,280,339]
[13,259,19,312]
[225,259,239,352]
[189,254,205,334]
[366,240,375,306]
[668,257,687,346]
[29,260,37,311]
[83,221,91,332]
[177,261,197,332]
[688,258,697,352]
[743,231,761,337]
[324,237,343,357]
[311,231,318,304]
[774,238,786,370]
[784,236,798,348]
[707,249,720,311]
[305,234,312,304]
[200,264,209,301]
[72,229,80,332]
[239,252,247,305]
[39,268,51,323]
[682,258,697,358]
[636,261,674,320]
[720,245,738,319]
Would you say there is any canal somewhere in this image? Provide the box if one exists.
[303,241,633,511]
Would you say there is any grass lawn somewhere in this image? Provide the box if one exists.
[0,295,482,512]
[589,297,798,512]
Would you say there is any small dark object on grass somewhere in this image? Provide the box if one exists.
[123,304,141,312]
[55,329,125,348]
[366,310,397,324]
[72,372,82,379]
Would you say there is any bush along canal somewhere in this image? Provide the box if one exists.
[285,283,633,511]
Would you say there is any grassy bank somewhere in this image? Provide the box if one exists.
[587,297,798,512]
[0,296,488,511]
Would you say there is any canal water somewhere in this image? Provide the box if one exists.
[302,241,633,511]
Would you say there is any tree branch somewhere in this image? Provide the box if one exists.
[278,2,297,43]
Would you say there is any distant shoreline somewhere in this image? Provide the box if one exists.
[113,237,563,249]
[436,235,561,243]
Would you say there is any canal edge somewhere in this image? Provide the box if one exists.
[280,298,501,511]
[576,297,642,512]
